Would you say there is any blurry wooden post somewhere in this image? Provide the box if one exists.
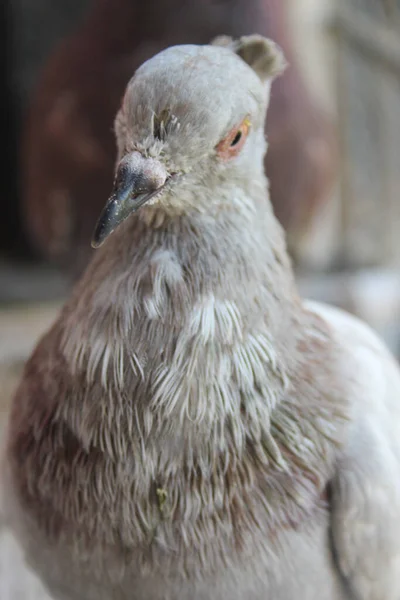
[296,0,400,359]
[332,0,400,268]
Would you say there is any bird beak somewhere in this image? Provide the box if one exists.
[91,152,169,248]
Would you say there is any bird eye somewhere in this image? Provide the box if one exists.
[216,117,251,160]
[230,131,242,147]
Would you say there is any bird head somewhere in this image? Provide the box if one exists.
[92,35,286,247]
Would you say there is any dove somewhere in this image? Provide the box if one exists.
[2,35,400,600]
[22,0,336,271]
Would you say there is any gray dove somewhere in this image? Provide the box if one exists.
[2,35,400,600]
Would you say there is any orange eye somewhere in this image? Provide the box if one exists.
[216,117,251,160]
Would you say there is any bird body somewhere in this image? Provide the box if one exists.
[3,37,400,600]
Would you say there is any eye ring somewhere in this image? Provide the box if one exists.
[216,117,251,160]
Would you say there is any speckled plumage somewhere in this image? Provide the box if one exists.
[2,36,400,600]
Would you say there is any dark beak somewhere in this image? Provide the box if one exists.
[92,152,169,248]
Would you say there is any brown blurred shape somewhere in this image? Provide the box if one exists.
[23,0,336,273]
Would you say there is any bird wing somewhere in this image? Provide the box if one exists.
[308,301,400,600]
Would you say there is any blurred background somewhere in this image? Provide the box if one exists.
[0,1,400,594]
[1,0,400,429]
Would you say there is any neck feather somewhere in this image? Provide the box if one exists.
[13,196,350,573]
